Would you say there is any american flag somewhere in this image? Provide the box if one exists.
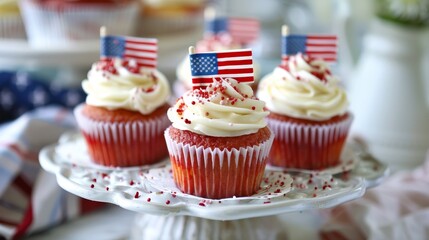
[190,49,254,89]
[205,17,260,45]
[101,35,157,69]
[281,35,338,64]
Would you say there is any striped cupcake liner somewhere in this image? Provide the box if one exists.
[74,104,170,167]
[267,114,353,170]
[164,128,274,199]
[0,15,26,39]
[20,0,139,47]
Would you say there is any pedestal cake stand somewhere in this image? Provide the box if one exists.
[39,132,388,240]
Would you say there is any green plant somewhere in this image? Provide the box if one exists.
[376,0,429,27]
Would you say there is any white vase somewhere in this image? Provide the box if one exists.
[349,18,429,172]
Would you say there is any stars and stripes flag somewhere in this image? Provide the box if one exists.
[190,49,254,89]
[205,17,260,45]
[101,35,158,69]
[281,34,338,65]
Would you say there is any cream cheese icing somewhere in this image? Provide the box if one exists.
[82,59,170,115]
[168,78,268,137]
[257,54,348,121]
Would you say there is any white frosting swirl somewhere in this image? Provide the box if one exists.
[82,59,170,115]
[257,54,348,121]
[168,78,268,137]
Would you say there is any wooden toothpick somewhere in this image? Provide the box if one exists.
[188,46,196,55]
[100,26,107,37]
[281,25,289,36]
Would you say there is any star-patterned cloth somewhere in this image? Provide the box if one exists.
[0,71,86,123]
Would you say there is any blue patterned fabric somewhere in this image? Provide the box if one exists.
[0,71,86,123]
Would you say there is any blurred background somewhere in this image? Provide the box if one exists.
[1,0,428,118]
[2,0,428,170]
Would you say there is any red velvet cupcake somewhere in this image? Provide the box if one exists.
[257,53,352,170]
[19,0,139,47]
[165,78,273,199]
[74,58,171,167]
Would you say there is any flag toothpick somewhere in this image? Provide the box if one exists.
[281,27,338,64]
[204,6,217,21]
[188,46,195,55]
[189,49,254,90]
[100,35,158,69]
[100,26,107,37]
[281,25,289,36]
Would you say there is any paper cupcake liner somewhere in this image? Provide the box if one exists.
[20,0,139,47]
[0,15,26,39]
[137,13,202,35]
[267,114,353,170]
[74,104,170,167]
[164,129,274,199]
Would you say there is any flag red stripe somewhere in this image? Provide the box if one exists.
[307,36,337,40]
[306,51,337,55]
[125,40,157,45]
[306,43,337,47]
[282,55,336,62]
[136,63,157,68]
[218,68,253,74]
[217,59,253,66]
[217,50,252,58]
[192,78,215,84]
[125,47,156,53]
[232,76,254,82]
[123,55,156,61]
[192,76,254,84]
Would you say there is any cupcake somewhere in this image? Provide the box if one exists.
[19,0,139,47]
[257,53,352,170]
[74,58,171,167]
[137,0,204,35]
[165,78,273,199]
[174,34,260,97]
[0,0,26,39]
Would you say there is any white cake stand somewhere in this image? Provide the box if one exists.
[39,132,388,240]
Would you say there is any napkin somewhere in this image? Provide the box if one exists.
[0,106,104,240]
[0,71,85,123]
[320,158,429,240]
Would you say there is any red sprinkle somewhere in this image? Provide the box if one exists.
[134,192,140,199]
[199,203,206,207]
[147,198,151,202]
[90,184,94,188]
[106,187,109,191]
[130,180,135,186]
[252,106,256,110]
[92,178,97,183]
[184,119,192,124]
[166,200,171,205]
